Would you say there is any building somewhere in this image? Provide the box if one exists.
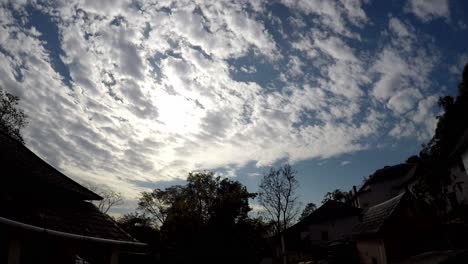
[447,128,468,210]
[353,163,417,208]
[279,200,362,262]
[353,192,438,264]
[0,131,147,264]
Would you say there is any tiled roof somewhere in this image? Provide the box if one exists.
[353,192,406,235]
[0,131,102,201]
[0,198,134,242]
[287,200,362,234]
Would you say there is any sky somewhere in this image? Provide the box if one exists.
[0,0,467,214]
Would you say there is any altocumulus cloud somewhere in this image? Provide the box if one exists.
[0,0,462,211]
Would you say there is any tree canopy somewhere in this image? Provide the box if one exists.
[135,171,268,264]
[299,202,317,221]
[414,64,468,209]
[0,88,27,143]
[322,189,353,205]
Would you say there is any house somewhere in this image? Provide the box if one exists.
[279,200,362,262]
[446,128,468,210]
[0,131,147,264]
[353,192,438,264]
[353,163,417,208]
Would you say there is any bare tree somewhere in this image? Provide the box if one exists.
[87,185,124,214]
[258,163,300,235]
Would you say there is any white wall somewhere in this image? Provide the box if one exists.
[462,149,468,172]
[449,155,468,206]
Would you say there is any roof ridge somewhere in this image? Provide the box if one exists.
[0,131,102,200]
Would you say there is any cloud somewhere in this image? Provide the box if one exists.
[340,160,351,166]
[0,0,445,207]
[405,0,450,22]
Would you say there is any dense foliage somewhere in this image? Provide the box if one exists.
[127,172,270,264]
[0,88,27,143]
[413,64,468,211]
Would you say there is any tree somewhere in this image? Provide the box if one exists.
[0,88,27,143]
[118,212,160,245]
[299,202,317,221]
[322,189,353,204]
[415,63,468,211]
[87,184,124,214]
[258,163,300,236]
[136,172,265,264]
[138,188,171,226]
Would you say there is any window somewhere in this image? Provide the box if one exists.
[321,231,329,241]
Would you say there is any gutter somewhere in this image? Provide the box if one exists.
[0,216,147,247]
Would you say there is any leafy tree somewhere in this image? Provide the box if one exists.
[322,189,353,204]
[138,188,172,226]
[415,63,468,211]
[0,88,27,143]
[258,163,300,236]
[118,212,160,245]
[137,172,266,264]
[299,202,317,221]
[117,212,161,262]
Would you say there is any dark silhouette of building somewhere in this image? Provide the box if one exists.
[0,131,146,264]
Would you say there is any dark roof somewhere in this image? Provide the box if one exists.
[360,163,416,190]
[0,198,134,242]
[353,192,406,235]
[0,131,102,201]
[287,201,362,234]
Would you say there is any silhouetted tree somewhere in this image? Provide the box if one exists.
[299,202,317,221]
[137,172,267,264]
[118,212,161,262]
[118,212,160,245]
[138,188,171,226]
[87,184,124,214]
[258,163,300,264]
[258,163,300,236]
[415,63,468,211]
[322,189,353,204]
[0,88,27,143]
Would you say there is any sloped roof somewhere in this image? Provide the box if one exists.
[353,192,406,235]
[287,200,362,235]
[0,198,134,242]
[0,131,101,200]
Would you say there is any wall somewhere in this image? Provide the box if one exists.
[358,181,403,209]
[448,154,468,207]
[304,216,360,245]
[356,239,387,264]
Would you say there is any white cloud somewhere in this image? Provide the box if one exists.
[0,0,444,208]
[406,0,450,22]
[340,160,351,166]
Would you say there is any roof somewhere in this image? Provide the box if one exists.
[287,200,362,234]
[0,130,102,200]
[353,192,406,235]
[0,198,134,242]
